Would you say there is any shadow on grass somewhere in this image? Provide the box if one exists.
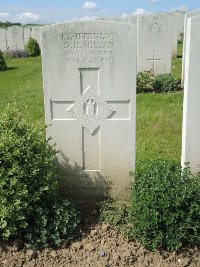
[7,66,18,70]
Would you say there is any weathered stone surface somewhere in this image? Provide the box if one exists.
[182,9,200,83]
[24,27,31,45]
[137,14,173,74]
[182,15,200,173]
[105,15,137,25]
[31,26,41,46]
[126,15,137,25]
[171,11,184,58]
[107,16,129,23]
[0,28,7,51]
[41,21,136,201]
[6,26,24,50]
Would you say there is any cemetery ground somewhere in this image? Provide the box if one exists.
[0,52,200,266]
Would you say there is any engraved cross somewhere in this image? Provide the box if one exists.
[50,68,130,171]
[147,50,162,73]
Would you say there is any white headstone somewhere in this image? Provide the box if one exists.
[41,21,136,201]
[171,12,184,58]
[6,26,24,50]
[127,16,137,26]
[24,27,31,45]
[137,14,173,74]
[0,28,7,51]
[31,27,41,46]
[101,16,137,25]
[182,15,200,173]
[106,17,129,23]
[182,10,200,83]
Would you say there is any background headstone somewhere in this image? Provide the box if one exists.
[104,15,137,26]
[102,15,137,25]
[171,11,184,58]
[6,26,24,50]
[24,27,31,45]
[127,15,137,26]
[137,14,173,74]
[31,26,41,46]
[182,15,200,173]
[107,16,129,23]
[182,9,200,83]
[0,28,7,51]
[41,21,136,201]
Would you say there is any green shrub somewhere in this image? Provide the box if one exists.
[153,73,181,92]
[136,71,154,92]
[25,37,40,57]
[0,108,79,246]
[25,196,80,249]
[129,159,200,251]
[0,50,7,71]
[136,72,181,93]
[0,108,59,238]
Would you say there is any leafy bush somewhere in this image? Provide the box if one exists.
[0,50,7,71]
[0,108,80,246]
[136,72,181,93]
[25,196,80,249]
[4,49,28,59]
[137,71,154,92]
[129,159,200,251]
[25,38,40,57]
[153,73,181,92]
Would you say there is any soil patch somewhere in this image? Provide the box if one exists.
[0,204,199,267]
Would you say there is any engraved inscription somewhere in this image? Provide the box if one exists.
[62,32,117,63]
[67,86,115,134]
[149,23,161,34]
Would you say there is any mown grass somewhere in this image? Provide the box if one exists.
[0,53,183,161]
[137,92,183,161]
[0,56,44,126]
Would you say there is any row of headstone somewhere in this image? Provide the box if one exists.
[39,11,200,202]
[0,26,41,52]
[102,12,184,74]
[0,13,184,75]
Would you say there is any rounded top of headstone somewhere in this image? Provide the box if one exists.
[41,20,137,34]
[185,9,200,17]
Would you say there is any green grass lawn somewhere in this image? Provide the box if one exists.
[0,54,183,162]
[137,92,183,161]
[0,56,44,126]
